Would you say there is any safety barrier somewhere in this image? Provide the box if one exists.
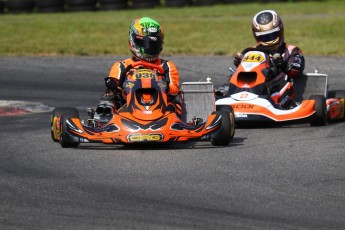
[36,0,64,13]
[98,0,127,11]
[0,0,303,14]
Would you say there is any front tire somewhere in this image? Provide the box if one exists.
[50,107,79,144]
[309,95,327,126]
[51,107,78,142]
[216,105,235,139]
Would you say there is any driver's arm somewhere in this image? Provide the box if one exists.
[285,46,305,78]
[162,61,180,95]
[108,59,134,90]
[109,61,125,82]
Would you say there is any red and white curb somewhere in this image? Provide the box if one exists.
[0,100,53,116]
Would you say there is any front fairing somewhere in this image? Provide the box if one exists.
[122,68,168,121]
[229,51,272,96]
[65,111,222,144]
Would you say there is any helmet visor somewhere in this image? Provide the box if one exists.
[255,27,281,43]
[256,31,280,43]
[133,34,162,55]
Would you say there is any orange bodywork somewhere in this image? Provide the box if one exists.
[230,52,268,89]
[61,66,221,144]
[67,112,220,144]
[327,98,345,121]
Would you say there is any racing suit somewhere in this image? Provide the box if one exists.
[101,56,181,113]
[108,56,180,95]
[246,42,305,81]
[218,42,305,108]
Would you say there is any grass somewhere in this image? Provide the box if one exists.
[0,1,345,56]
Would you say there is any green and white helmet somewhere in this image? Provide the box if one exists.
[129,17,164,62]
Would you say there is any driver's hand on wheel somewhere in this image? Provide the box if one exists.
[104,77,118,91]
[272,53,284,69]
[233,52,243,67]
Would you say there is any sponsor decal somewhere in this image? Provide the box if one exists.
[235,114,248,118]
[234,104,254,109]
[127,133,163,142]
[240,93,249,98]
[124,82,135,89]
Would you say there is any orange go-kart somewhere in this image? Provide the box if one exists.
[51,62,235,148]
[216,47,345,126]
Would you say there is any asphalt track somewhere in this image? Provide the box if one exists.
[0,56,345,230]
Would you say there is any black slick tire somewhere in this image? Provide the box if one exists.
[309,95,327,126]
[211,110,233,146]
[51,107,79,143]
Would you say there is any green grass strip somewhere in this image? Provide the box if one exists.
[0,1,344,56]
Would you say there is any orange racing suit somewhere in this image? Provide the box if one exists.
[108,56,180,95]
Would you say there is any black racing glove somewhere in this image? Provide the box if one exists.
[233,52,243,67]
[272,53,284,69]
[104,77,118,91]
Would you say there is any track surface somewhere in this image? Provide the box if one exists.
[0,56,345,230]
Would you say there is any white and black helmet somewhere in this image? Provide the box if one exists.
[252,10,284,50]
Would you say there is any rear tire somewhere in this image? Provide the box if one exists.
[217,105,235,139]
[309,95,327,126]
[211,110,234,146]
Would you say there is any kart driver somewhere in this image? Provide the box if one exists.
[100,17,180,112]
[218,10,305,109]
